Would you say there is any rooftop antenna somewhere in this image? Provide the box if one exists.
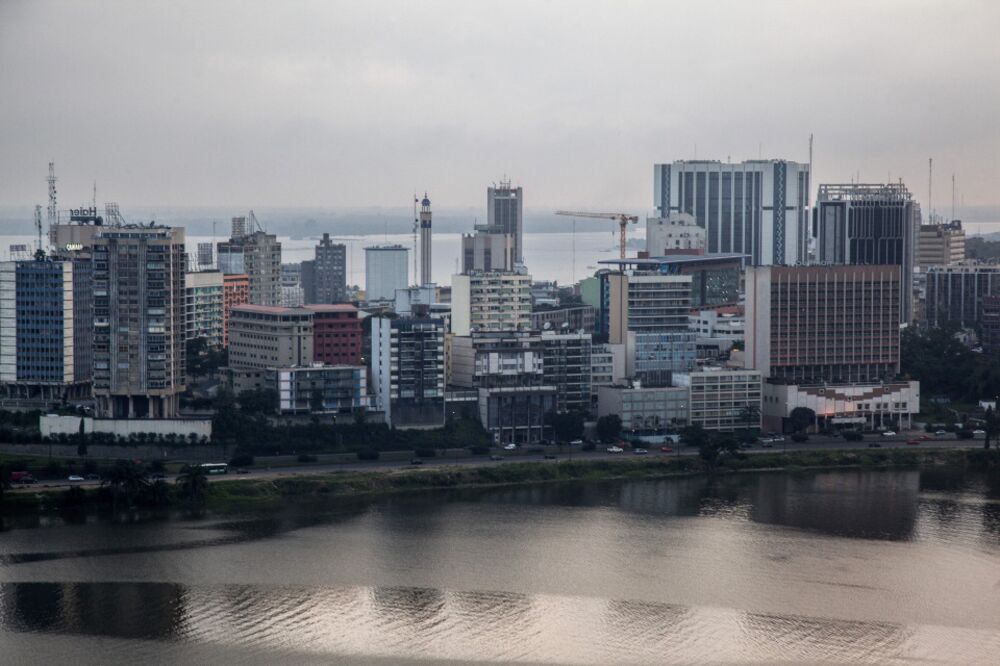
[47,162,57,228]
[808,133,813,207]
[412,193,419,284]
[951,173,956,221]
[92,181,97,209]
[34,205,44,255]
[928,157,933,224]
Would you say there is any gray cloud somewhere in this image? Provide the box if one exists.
[1,0,997,213]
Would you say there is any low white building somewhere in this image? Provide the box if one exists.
[674,367,762,431]
[41,414,212,440]
[645,213,705,255]
[688,306,744,342]
[761,381,920,432]
[597,384,689,432]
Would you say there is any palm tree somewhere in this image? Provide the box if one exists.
[102,461,150,508]
[176,464,210,505]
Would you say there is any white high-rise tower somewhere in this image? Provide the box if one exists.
[419,193,432,285]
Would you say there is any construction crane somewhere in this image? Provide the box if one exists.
[555,210,638,259]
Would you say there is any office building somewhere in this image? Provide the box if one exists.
[762,381,920,432]
[279,263,304,307]
[924,263,1000,329]
[196,242,215,270]
[184,271,225,348]
[540,330,592,413]
[653,159,810,265]
[370,317,446,429]
[981,295,1000,353]
[674,368,762,431]
[394,284,437,317]
[530,305,596,333]
[918,220,965,269]
[461,231,514,273]
[273,364,368,415]
[419,194,433,285]
[305,304,362,366]
[0,258,91,406]
[303,233,348,303]
[745,265,901,384]
[92,225,186,418]
[815,183,920,321]
[221,273,250,348]
[688,305,744,343]
[451,271,532,336]
[364,245,409,302]
[646,213,706,255]
[487,179,524,264]
[597,385,689,433]
[227,305,314,393]
[217,218,282,306]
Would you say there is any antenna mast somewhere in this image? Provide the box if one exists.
[34,205,44,255]
[808,134,813,208]
[951,173,956,221]
[928,158,933,224]
[412,193,419,285]
[47,162,57,228]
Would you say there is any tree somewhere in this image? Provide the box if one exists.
[788,407,816,434]
[309,388,325,413]
[679,423,710,449]
[176,464,210,506]
[738,403,761,430]
[237,389,278,415]
[595,414,622,443]
[984,406,1000,450]
[76,417,88,457]
[186,337,228,377]
[0,463,10,507]
[546,411,585,442]
[101,460,150,508]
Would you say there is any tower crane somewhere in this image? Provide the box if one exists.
[555,210,638,259]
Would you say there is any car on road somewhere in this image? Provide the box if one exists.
[973,429,986,435]
[633,448,648,455]
[569,439,583,446]
[410,458,424,465]
[503,443,517,451]
[906,440,920,446]
[660,446,674,453]
[868,442,882,448]
[881,431,897,437]
[67,475,84,482]
[543,454,557,460]
[606,446,624,453]
[934,430,947,436]
[235,468,250,474]
[489,455,504,461]
[920,435,932,440]
[151,473,166,481]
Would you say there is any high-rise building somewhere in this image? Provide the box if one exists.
[461,232,514,273]
[196,242,215,270]
[419,194,433,285]
[451,271,532,336]
[0,258,92,406]
[364,245,409,302]
[92,225,186,418]
[646,213,706,255]
[540,330,592,414]
[227,305,314,394]
[217,218,282,306]
[815,183,920,321]
[305,304,362,366]
[653,159,810,265]
[221,273,249,348]
[924,263,1000,329]
[184,271,224,348]
[370,316,446,429]
[487,179,524,264]
[918,220,965,269]
[745,265,901,384]
[305,233,347,303]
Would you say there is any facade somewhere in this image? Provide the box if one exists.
[92,225,186,418]
[279,263,304,307]
[924,263,1000,329]
[364,245,409,302]
[370,317,446,429]
[305,304,362,366]
[394,284,436,317]
[688,306,745,342]
[745,265,901,384]
[227,305,314,394]
[184,271,224,347]
[221,273,250,348]
[0,259,91,405]
[540,330,592,414]
[305,233,348,303]
[596,385,688,433]
[653,159,810,265]
[601,254,742,318]
[461,232,514,273]
[451,271,532,336]
[419,195,433,285]
[486,179,524,264]
[530,305,595,333]
[646,213,706,255]
[982,295,1000,353]
[627,331,697,386]
[815,183,919,321]
[217,223,282,306]
[918,220,965,269]
[274,365,367,415]
[477,386,556,445]
[674,368,763,431]
[762,381,920,432]
[449,332,544,389]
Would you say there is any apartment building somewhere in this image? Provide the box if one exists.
[227,305,314,393]
[305,303,362,365]
[184,270,224,347]
[674,368,762,431]
[451,271,532,336]
[221,273,250,348]
[370,317,446,429]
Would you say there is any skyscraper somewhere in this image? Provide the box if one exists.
[92,225,186,418]
[217,217,282,306]
[305,233,347,303]
[487,179,523,264]
[419,194,433,285]
[815,183,920,321]
[370,316,446,429]
[653,159,810,266]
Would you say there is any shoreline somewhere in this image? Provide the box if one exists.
[4,447,998,517]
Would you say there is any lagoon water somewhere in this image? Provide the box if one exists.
[1,468,999,664]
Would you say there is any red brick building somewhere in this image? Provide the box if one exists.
[222,274,250,347]
[305,304,362,365]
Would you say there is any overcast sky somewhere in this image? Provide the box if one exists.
[1,0,998,214]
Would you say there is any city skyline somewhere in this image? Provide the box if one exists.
[1,1,998,212]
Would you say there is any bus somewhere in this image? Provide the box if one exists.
[200,463,229,475]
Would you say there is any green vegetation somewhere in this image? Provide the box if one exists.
[901,326,1000,403]
[186,337,228,377]
[595,414,622,443]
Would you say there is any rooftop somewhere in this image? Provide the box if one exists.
[231,304,312,315]
[304,303,359,313]
[599,253,747,267]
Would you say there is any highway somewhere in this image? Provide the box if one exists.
[11,432,987,492]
